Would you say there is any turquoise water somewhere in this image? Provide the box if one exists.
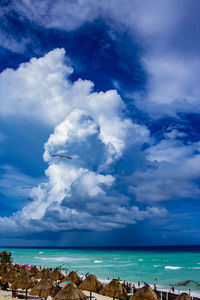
[1,247,200,293]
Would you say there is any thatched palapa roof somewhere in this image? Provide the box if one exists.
[63,271,82,285]
[1,268,21,284]
[35,267,51,279]
[29,266,38,276]
[100,279,127,298]
[0,263,11,276]
[175,293,192,300]
[51,286,62,297]
[50,268,65,281]
[29,278,56,298]
[19,265,30,274]
[53,283,87,300]
[11,272,37,290]
[130,284,160,300]
[79,274,102,292]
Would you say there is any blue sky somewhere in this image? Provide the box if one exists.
[0,0,200,247]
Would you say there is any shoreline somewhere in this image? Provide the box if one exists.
[11,264,200,298]
[98,279,200,299]
[1,258,200,299]
[0,277,200,300]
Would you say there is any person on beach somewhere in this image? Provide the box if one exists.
[154,284,157,291]
[1,282,9,290]
[132,283,135,293]
[138,281,140,288]
[128,282,132,293]
[169,284,172,292]
[12,290,18,298]
[172,285,175,292]
[126,282,130,292]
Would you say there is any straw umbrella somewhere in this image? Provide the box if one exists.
[53,282,87,300]
[11,272,37,300]
[0,263,11,276]
[51,286,62,297]
[35,267,51,279]
[129,284,160,300]
[175,293,192,300]
[1,268,21,284]
[79,274,102,300]
[19,265,30,274]
[63,271,82,285]
[29,277,56,300]
[100,279,127,300]
[50,268,65,281]
[29,265,38,276]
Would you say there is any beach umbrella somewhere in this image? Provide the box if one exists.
[0,263,11,276]
[100,279,127,300]
[29,277,57,300]
[35,267,51,279]
[129,284,160,300]
[59,281,71,288]
[19,265,30,274]
[1,268,21,284]
[11,272,37,300]
[51,285,62,297]
[79,274,102,300]
[50,267,65,281]
[20,264,32,269]
[175,293,192,300]
[53,282,87,300]
[29,265,38,276]
[63,271,82,285]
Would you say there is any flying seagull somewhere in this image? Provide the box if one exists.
[52,154,72,159]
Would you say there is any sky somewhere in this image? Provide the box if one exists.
[0,0,200,247]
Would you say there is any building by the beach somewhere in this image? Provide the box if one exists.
[0,251,12,264]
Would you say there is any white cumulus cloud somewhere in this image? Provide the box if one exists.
[0,48,161,235]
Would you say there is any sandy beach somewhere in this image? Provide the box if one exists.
[0,284,200,300]
[0,289,112,300]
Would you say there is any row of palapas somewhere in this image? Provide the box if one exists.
[0,263,193,300]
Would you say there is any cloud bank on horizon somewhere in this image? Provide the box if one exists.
[0,0,200,243]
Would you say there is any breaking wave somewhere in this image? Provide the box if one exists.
[165,266,183,270]
[34,256,88,262]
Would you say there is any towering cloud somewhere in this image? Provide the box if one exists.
[0,48,166,235]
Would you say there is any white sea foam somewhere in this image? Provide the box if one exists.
[165,266,182,270]
[188,267,200,269]
[138,259,143,261]
[94,260,103,263]
[38,252,43,254]
[154,265,161,268]
[34,256,88,262]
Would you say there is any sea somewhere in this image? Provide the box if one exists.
[1,246,200,295]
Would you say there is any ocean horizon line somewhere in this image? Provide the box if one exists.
[1,245,200,251]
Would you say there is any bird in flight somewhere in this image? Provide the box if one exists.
[52,154,72,159]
